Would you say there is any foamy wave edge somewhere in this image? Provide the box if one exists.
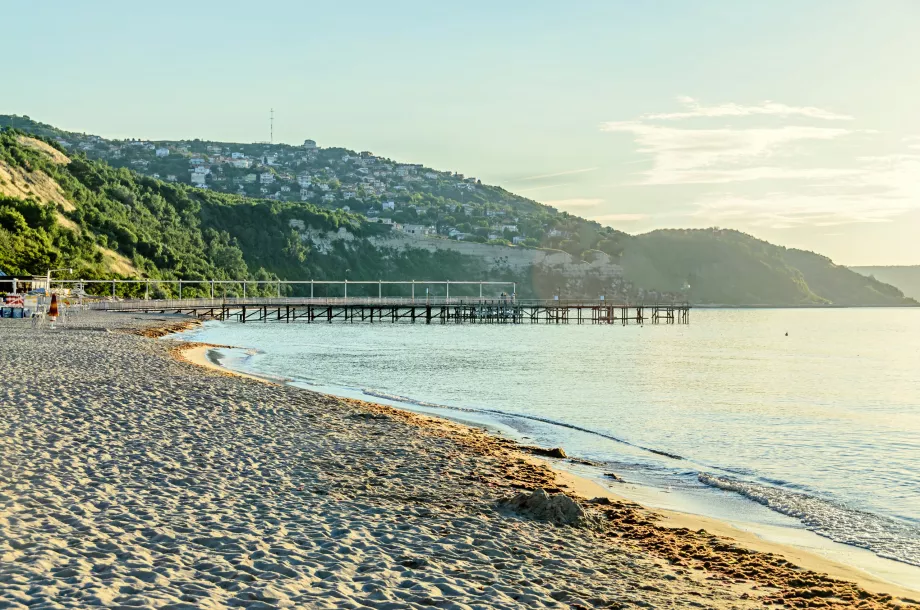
[698,473,920,567]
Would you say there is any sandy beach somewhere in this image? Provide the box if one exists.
[1,312,918,609]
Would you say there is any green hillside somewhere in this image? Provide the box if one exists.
[624,230,912,305]
[850,266,920,301]
[0,120,915,306]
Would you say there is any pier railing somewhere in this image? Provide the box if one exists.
[86,297,689,311]
[83,297,690,325]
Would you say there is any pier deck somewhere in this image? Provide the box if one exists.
[89,298,690,325]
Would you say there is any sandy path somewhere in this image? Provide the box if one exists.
[0,312,915,609]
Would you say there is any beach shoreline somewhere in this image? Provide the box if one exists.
[1,311,917,609]
[171,338,920,601]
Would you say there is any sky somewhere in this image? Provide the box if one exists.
[3,0,920,265]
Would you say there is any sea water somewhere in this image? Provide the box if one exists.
[185,308,920,579]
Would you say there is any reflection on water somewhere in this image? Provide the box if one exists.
[189,308,920,567]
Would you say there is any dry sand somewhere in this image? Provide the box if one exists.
[1,312,918,609]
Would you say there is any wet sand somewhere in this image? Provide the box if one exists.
[1,311,918,609]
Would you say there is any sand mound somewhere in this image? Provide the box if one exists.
[95,245,138,276]
[502,488,592,527]
[0,160,75,211]
[16,135,71,165]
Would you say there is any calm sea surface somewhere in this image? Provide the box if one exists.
[187,309,920,569]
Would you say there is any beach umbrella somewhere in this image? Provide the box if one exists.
[48,293,59,320]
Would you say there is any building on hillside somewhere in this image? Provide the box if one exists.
[381,201,395,211]
[231,152,246,159]
[155,147,169,157]
[260,172,275,184]
[400,224,432,236]
[297,175,312,188]
[190,157,205,166]
[243,173,258,183]
[322,193,335,203]
[501,224,519,233]
[166,174,177,182]
[289,219,306,230]
[303,139,317,149]
[190,166,209,186]
[512,236,526,245]
[300,188,312,200]
[280,186,291,193]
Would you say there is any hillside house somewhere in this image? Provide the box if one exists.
[381,201,395,211]
[303,139,317,149]
[231,152,246,159]
[155,147,169,157]
[231,158,252,169]
[190,169,208,186]
[289,219,306,230]
[190,158,205,166]
[260,172,275,184]
[400,224,432,236]
[300,188,312,200]
[166,175,177,182]
[243,174,258,183]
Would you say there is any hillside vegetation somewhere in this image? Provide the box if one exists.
[0,122,914,306]
[851,266,920,301]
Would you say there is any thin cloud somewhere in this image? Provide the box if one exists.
[601,121,852,185]
[543,198,604,209]
[643,96,853,121]
[592,213,648,222]
[691,155,920,228]
[602,98,918,229]
[516,167,598,182]
[516,183,564,193]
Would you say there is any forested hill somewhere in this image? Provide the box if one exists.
[0,119,914,306]
[850,266,920,301]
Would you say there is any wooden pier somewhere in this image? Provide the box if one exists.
[89,298,690,325]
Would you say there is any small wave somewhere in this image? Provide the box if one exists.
[698,473,920,567]
[360,389,684,460]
